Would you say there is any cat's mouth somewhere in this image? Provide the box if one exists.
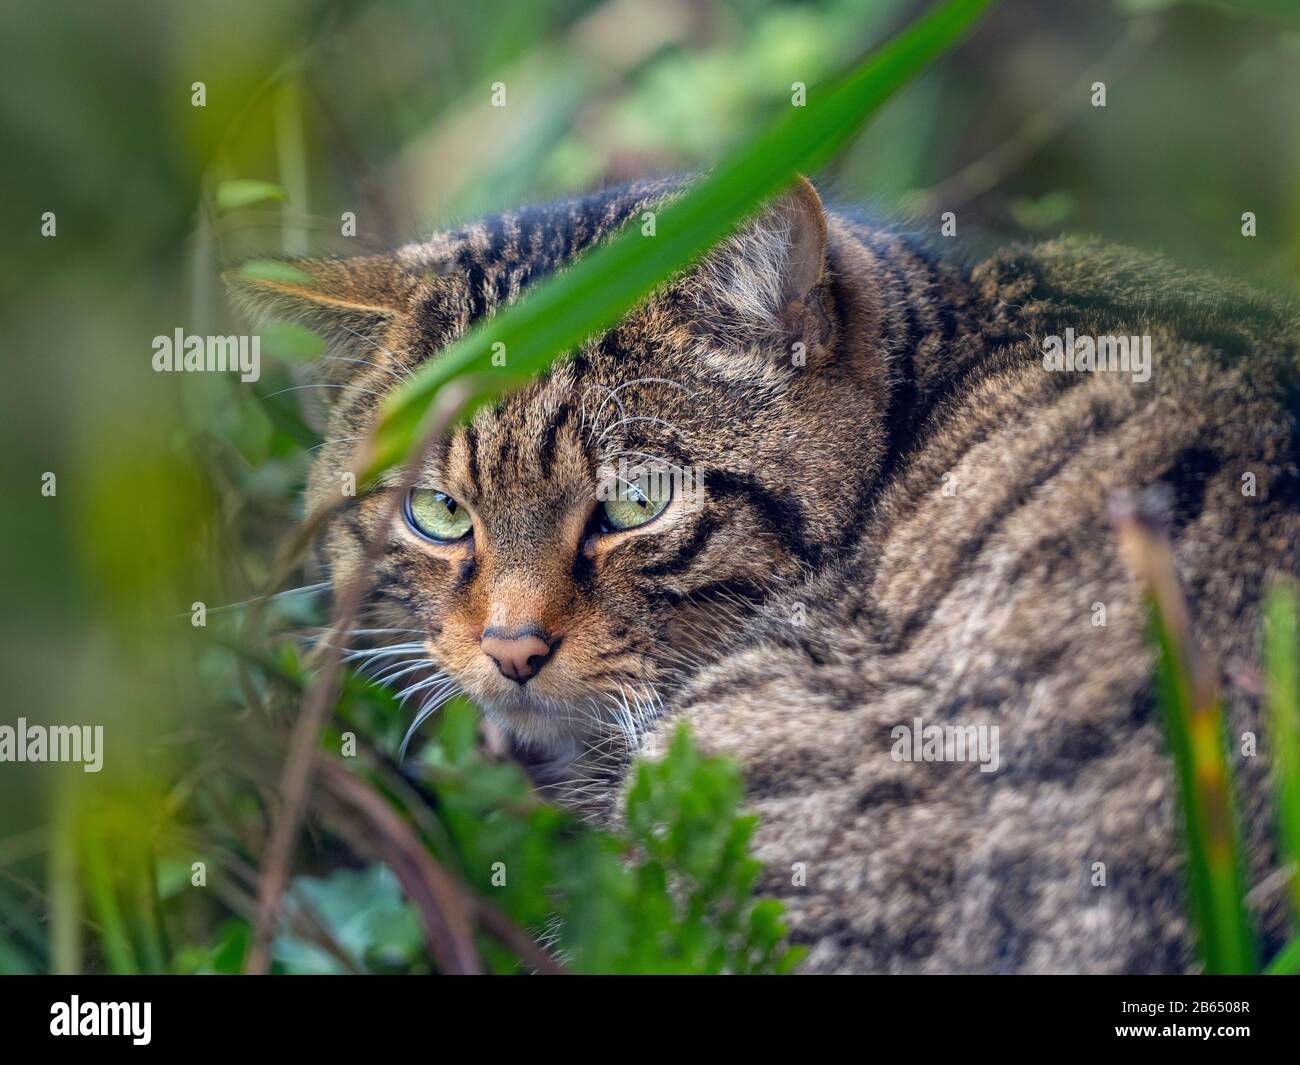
[461,660,659,752]
[399,627,658,753]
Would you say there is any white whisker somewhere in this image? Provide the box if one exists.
[398,685,460,762]
[263,383,389,402]
[169,581,330,619]
[332,321,417,382]
[597,415,685,442]
[589,377,694,429]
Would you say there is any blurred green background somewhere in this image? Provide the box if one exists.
[0,0,1297,972]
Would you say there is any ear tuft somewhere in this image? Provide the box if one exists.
[223,255,412,338]
[695,174,828,330]
[776,175,828,307]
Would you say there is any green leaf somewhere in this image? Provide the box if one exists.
[1265,934,1300,974]
[257,322,324,361]
[273,865,420,974]
[617,723,800,973]
[237,258,315,286]
[215,179,286,211]
[361,0,993,482]
[1009,190,1077,231]
[1149,596,1256,973]
[1264,582,1300,925]
[207,920,251,975]
[231,392,274,465]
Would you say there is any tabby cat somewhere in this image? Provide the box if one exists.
[230,176,1300,973]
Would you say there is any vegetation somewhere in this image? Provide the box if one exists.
[1115,499,1300,974]
[1,0,1297,975]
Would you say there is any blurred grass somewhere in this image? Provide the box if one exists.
[1118,500,1300,975]
[1149,594,1256,974]
[1265,585,1300,932]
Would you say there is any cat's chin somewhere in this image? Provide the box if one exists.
[474,687,597,750]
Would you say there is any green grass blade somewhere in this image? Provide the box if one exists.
[1264,934,1300,974]
[1115,501,1256,974]
[1150,614,1256,972]
[361,0,992,481]
[127,840,168,974]
[1264,582,1300,924]
[82,832,139,975]
[48,792,81,974]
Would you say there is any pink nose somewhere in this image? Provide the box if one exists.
[480,629,553,683]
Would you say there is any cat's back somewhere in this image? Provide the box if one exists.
[636,237,1300,972]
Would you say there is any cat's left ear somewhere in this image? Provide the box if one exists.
[699,174,828,326]
[769,174,829,310]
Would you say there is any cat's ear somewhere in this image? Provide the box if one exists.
[224,256,417,432]
[223,255,414,339]
[697,174,828,329]
[769,174,828,309]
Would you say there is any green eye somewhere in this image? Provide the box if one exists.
[406,489,472,542]
[601,473,671,532]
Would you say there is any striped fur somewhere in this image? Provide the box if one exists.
[230,178,1300,973]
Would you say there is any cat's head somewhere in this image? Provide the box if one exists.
[229,177,889,751]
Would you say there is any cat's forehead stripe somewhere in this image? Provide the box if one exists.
[422,179,682,336]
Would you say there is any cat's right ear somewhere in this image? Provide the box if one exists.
[222,255,414,340]
[224,256,419,431]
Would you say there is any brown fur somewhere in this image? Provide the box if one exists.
[229,178,1300,972]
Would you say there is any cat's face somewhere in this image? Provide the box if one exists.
[232,179,889,750]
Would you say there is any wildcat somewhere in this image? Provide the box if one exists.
[230,176,1300,973]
